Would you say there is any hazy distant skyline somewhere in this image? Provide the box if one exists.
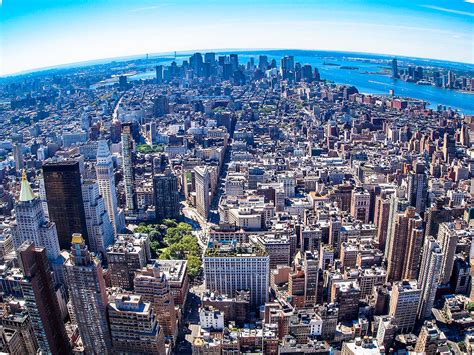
[1,0,473,76]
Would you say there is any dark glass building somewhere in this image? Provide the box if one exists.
[153,171,180,221]
[42,159,88,249]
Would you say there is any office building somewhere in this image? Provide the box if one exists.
[204,240,270,307]
[134,263,178,340]
[18,242,71,354]
[386,207,423,282]
[108,293,165,354]
[96,139,120,235]
[407,161,428,214]
[437,221,461,285]
[121,124,136,211]
[82,181,114,256]
[42,159,89,249]
[194,166,210,220]
[106,233,150,290]
[389,280,421,333]
[391,58,399,79]
[350,187,370,223]
[12,144,24,172]
[11,171,60,260]
[417,237,443,319]
[153,171,180,221]
[64,234,111,353]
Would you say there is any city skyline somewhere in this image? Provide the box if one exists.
[1,0,473,76]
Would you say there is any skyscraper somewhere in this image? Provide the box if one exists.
[407,160,428,214]
[11,171,60,260]
[155,65,163,84]
[153,171,180,221]
[437,221,461,285]
[386,207,424,282]
[96,139,120,235]
[134,263,178,340]
[389,280,421,333]
[12,143,24,172]
[64,234,111,353]
[82,181,114,256]
[42,159,89,249]
[391,58,399,79]
[18,242,71,354]
[108,293,165,354]
[121,124,136,211]
[417,237,443,319]
[194,166,210,220]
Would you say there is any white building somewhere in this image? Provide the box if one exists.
[417,237,443,319]
[96,140,121,235]
[199,306,224,331]
[11,172,60,260]
[204,240,270,307]
[82,181,114,257]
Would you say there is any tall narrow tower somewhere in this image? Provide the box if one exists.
[121,124,136,211]
[64,234,111,353]
[194,166,209,220]
[95,140,120,235]
[417,237,443,319]
[18,242,71,354]
[11,171,60,260]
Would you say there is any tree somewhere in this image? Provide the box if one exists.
[158,221,202,281]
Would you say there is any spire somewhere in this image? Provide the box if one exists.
[19,170,36,202]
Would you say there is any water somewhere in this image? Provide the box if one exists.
[126,51,474,114]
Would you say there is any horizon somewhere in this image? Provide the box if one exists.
[2,47,474,79]
[1,0,473,76]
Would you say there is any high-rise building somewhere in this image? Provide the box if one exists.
[82,181,114,256]
[194,166,210,220]
[153,171,180,221]
[442,132,456,164]
[386,207,424,282]
[96,140,120,235]
[391,58,399,79]
[17,242,71,354]
[437,221,461,285]
[407,160,428,214]
[417,237,443,319]
[121,124,136,211]
[12,143,24,172]
[108,293,165,354]
[304,251,319,306]
[106,233,150,290]
[204,240,270,307]
[153,95,170,117]
[389,280,421,333]
[350,187,370,223]
[64,234,111,353]
[42,159,89,249]
[258,55,269,71]
[11,171,60,260]
[373,186,397,251]
[134,263,178,340]
[155,65,163,84]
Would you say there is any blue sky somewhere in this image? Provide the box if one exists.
[1,0,473,75]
